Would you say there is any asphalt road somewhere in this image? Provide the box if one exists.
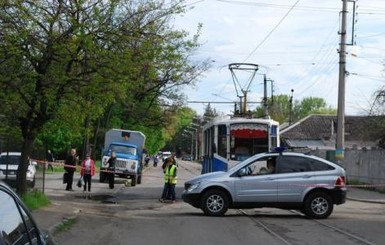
[38,160,385,245]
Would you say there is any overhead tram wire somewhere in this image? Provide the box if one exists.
[258,13,339,98]
[241,0,302,63]
[274,16,340,96]
[187,100,262,104]
[293,37,340,96]
[216,0,338,13]
[294,43,340,96]
[216,0,385,14]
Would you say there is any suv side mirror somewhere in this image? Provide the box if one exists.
[237,168,247,176]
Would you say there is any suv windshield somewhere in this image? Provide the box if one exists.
[227,152,267,173]
[0,156,20,165]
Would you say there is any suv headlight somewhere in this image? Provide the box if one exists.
[186,183,200,192]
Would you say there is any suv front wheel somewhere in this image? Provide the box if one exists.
[201,189,229,216]
[304,192,333,219]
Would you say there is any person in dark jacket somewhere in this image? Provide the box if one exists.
[46,149,54,171]
[64,148,77,191]
[107,151,116,189]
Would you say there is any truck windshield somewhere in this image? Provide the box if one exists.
[111,145,137,155]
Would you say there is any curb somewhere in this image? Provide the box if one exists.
[47,208,82,234]
[346,197,385,204]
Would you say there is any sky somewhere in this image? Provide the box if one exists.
[173,0,385,116]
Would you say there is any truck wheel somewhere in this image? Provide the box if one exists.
[304,192,333,219]
[131,175,137,186]
[137,174,142,184]
[201,189,229,216]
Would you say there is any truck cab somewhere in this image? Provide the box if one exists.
[99,129,146,186]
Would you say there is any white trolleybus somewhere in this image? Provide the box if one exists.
[201,116,280,174]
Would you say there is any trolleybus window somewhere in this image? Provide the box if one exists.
[217,124,227,159]
[230,123,269,161]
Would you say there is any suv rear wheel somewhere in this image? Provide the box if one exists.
[201,189,229,216]
[304,192,333,219]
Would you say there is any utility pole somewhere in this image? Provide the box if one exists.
[336,0,348,163]
[289,89,294,125]
[263,74,268,118]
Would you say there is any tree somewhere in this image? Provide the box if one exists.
[202,103,218,124]
[294,97,336,120]
[367,88,385,148]
[164,107,197,154]
[0,0,208,195]
[253,95,336,124]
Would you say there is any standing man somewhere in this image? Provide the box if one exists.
[107,151,117,189]
[159,156,177,203]
[46,149,54,171]
[64,148,77,191]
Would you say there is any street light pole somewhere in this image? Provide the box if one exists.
[336,0,348,163]
[190,133,194,159]
[184,129,196,160]
[190,123,201,161]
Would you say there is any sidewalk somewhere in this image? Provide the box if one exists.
[346,187,385,204]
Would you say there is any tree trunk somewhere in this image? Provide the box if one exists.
[16,138,35,196]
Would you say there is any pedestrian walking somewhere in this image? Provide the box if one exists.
[64,148,77,191]
[153,155,159,167]
[80,153,96,194]
[46,149,54,171]
[159,155,177,203]
[144,155,150,167]
[107,151,116,189]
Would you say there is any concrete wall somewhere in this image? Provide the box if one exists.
[305,148,385,187]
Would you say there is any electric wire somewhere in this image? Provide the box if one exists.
[216,0,338,13]
[241,0,302,63]
[187,0,385,114]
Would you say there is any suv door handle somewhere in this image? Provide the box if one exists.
[302,175,312,179]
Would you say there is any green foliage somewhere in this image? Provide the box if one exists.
[254,95,336,124]
[0,0,209,195]
[269,94,292,123]
[294,97,335,119]
[21,190,50,211]
[164,107,197,152]
[35,119,84,155]
[202,103,218,123]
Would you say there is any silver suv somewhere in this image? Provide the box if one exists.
[182,151,347,219]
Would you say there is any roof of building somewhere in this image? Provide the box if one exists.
[280,114,385,149]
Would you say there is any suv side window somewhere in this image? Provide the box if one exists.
[0,189,40,245]
[276,156,311,174]
[242,156,277,176]
[309,159,335,171]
